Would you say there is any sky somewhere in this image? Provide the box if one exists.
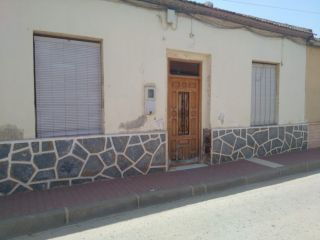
[195,0,320,37]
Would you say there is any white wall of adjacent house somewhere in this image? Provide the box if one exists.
[0,0,306,140]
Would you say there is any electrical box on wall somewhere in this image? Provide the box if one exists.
[144,85,156,115]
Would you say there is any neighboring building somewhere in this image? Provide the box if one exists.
[0,0,317,195]
[306,40,320,149]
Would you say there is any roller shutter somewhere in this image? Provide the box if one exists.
[251,63,277,126]
[34,36,103,137]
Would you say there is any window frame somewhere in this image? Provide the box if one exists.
[33,32,105,138]
[250,61,279,127]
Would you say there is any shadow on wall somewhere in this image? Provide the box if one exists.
[119,115,164,132]
[119,115,147,130]
[0,125,23,141]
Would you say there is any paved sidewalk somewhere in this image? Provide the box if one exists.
[1,149,320,239]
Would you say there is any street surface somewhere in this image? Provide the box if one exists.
[12,171,320,240]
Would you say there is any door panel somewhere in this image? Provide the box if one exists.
[168,76,200,162]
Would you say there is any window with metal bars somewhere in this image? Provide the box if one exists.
[178,92,189,135]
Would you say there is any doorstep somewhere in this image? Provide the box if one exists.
[169,163,208,172]
[1,148,320,239]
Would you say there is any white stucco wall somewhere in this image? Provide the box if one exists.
[0,0,306,140]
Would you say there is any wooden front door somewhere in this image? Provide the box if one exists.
[168,74,200,162]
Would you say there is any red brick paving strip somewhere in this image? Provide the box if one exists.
[262,148,320,165]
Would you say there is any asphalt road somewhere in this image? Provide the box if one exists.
[12,171,320,240]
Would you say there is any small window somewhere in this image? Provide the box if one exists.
[148,89,155,99]
[251,63,277,126]
[178,92,189,135]
[34,35,103,138]
[170,61,200,76]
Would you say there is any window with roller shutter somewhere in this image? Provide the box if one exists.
[34,35,103,138]
[251,63,278,126]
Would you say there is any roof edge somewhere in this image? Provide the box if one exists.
[308,38,320,47]
[139,0,314,39]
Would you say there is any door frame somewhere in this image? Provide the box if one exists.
[167,58,202,166]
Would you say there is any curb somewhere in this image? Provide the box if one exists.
[2,159,320,239]
[0,209,65,239]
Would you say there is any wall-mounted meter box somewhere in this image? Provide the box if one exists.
[167,9,176,25]
[144,85,156,115]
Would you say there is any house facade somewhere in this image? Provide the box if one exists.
[306,42,320,149]
[0,0,316,195]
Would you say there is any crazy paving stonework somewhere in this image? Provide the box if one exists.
[0,132,166,196]
[209,124,308,164]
